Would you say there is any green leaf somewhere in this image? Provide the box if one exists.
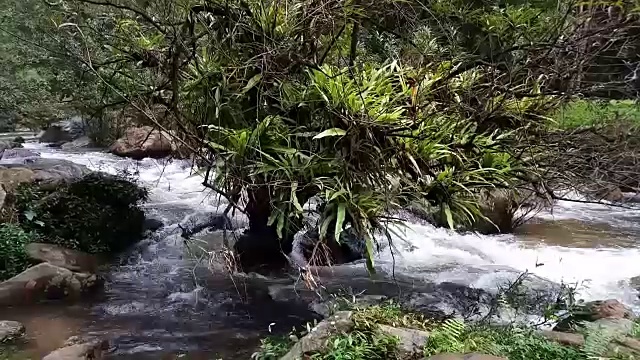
[24,209,36,221]
[319,214,336,240]
[291,182,303,212]
[276,213,285,239]
[313,128,346,139]
[443,204,454,230]
[240,74,262,95]
[364,232,376,274]
[334,203,346,243]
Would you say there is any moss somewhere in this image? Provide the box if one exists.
[15,173,148,254]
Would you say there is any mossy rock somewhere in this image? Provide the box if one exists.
[15,173,148,254]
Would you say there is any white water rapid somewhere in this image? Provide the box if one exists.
[12,142,640,358]
[25,143,640,310]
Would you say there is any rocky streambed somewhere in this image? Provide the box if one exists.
[0,128,638,359]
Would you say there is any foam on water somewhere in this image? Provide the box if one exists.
[378,223,640,309]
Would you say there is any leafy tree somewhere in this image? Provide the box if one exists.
[6,0,632,271]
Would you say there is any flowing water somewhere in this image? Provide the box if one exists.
[2,142,640,358]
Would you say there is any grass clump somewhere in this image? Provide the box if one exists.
[350,301,431,331]
[424,319,583,359]
[251,336,294,360]
[15,173,148,254]
[0,224,37,280]
[553,100,640,129]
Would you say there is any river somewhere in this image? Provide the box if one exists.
[2,142,639,359]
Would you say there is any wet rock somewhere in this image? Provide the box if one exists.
[0,263,103,305]
[1,158,91,187]
[0,168,35,192]
[43,338,109,360]
[39,119,86,144]
[12,136,25,145]
[426,354,506,360]
[178,213,232,238]
[280,311,354,360]
[538,330,585,347]
[554,299,635,332]
[143,218,164,232]
[0,148,40,160]
[61,136,94,150]
[473,189,517,234]
[378,324,429,358]
[0,320,25,342]
[0,140,23,153]
[600,186,624,202]
[109,126,176,160]
[26,243,100,273]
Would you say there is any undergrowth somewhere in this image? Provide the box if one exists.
[424,319,583,359]
[553,99,640,129]
[253,301,638,360]
[15,173,148,254]
[0,224,37,280]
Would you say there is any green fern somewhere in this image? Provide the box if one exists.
[581,321,619,359]
[424,318,466,355]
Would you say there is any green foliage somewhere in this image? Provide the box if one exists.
[424,322,584,360]
[251,336,294,360]
[16,173,148,254]
[311,330,399,360]
[553,100,640,129]
[0,224,37,280]
[349,301,431,331]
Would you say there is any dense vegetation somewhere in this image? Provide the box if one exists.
[0,224,37,281]
[253,302,640,360]
[0,173,148,280]
[14,174,148,254]
[1,0,640,269]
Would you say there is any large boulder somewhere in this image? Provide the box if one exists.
[43,338,109,360]
[472,190,518,234]
[0,320,25,342]
[39,119,86,143]
[61,136,95,150]
[1,158,91,186]
[109,126,176,160]
[26,243,100,273]
[0,168,35,192]
[0,263,102,306]
[378,324,429,358]
[554,299,635,332]
[0,148,40,161]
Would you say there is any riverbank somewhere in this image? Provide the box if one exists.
[254,300,640,360]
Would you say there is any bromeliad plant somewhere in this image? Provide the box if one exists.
[205,60,531,270]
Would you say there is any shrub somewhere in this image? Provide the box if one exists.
[0,224,37,280]
[424,320,583,360]
[16,173,148,254]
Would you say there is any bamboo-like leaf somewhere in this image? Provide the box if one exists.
[313,128,346,139]
[334,203,346,243]
[364,232,376,274]
[291,182,303,212]
[276,213,284,239]
[319,214,336,240]
[239,74,262,95]
[444,204,454,230]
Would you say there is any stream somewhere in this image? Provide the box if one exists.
[2,141,640,359]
